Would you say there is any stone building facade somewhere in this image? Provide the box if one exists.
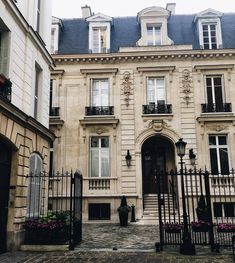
[0,0,53,252]
[50,5,235,223]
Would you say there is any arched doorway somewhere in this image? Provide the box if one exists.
[0,140,12,253]
[142,135,175,194]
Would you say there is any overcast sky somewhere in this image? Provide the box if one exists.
[52,0,235,19]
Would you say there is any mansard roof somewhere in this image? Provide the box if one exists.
[57,12,235,55]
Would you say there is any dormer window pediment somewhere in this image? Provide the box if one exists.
[87,13,113,54]
[194,9,223,50]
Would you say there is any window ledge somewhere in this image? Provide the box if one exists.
[142,114,173,121]
[197,113,235,124]
[80,117,119,128]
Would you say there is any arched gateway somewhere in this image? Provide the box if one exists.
[141,135,176,194]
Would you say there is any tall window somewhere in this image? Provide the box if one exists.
[27,153,42,217]
[91,79,109,106]
[90,137,109,177]
[92,27,107,53]
[36,0,41,32]
[205,75,224,111]
[0,29,10,77]
[34,65,41,119]
[147,25,161,46]
[202,24,217,49]
[209,135,229,174]
[147,77,165,104]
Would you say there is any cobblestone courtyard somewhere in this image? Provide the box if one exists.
[0,224,234,262]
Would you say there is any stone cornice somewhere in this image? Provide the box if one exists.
[194,64,234,71]
[80,68,118,75]
[80,117,119,129]
[197,113,235,125]
[137,66,175,72]
[52,49,235,65]
[0,97,55,141]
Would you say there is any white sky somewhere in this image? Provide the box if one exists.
[52,0,235,19]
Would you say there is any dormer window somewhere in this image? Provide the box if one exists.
[92,27,107,53]
[194,9,223,50]
[86,13,112,54]
[137,6,173,47]
[147,25,161,46]
[202,24,217,49]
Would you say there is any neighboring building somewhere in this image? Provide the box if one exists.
[50,4,235,223]
[0,0,54,252]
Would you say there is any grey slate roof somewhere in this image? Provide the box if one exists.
[58,13,235,54]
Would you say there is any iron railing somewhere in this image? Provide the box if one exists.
[155,169,235,252]
[143,103,172,114]
[50,107,60,116]
[25,170,82,249]
[201,103,232,113]
[0,78,12,102]
[85,106,114,116]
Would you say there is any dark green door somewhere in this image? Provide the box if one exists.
[0,141,12,254]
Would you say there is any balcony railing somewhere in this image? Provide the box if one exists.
[0,75,12,102]
[201,103,232,113]
[143,103,172,114]
[85,106,114,116]
[50,107,60,116]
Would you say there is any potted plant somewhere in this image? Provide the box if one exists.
[217,223,235,233]
[163,223,183,233]
[117,195,130,226]
[191,220,211,232]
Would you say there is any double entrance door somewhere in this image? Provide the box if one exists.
[0,141,12,254]
[142,147,168,194]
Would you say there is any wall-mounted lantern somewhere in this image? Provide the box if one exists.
[189,149,196,166]
[125,150,132,167]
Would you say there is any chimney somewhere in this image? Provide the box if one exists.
[82,5,92,19]
[166,3,176,15]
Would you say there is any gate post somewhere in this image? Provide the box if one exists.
[155,170,163,251]
[203,171,216,251]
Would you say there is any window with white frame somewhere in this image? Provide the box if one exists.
[90,137,109,177]
[205,75,224,110]
[27,153,42,217]
[147,25,161,46]
[0,24,10,77]
[91,79,109,106]
[209,135,229,174]
[147,77,165,104]
[92,27,107,53]
[33,64,41,119]
[36,0,41,32]
[202,23,218,49]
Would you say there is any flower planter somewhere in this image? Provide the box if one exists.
[163,223,183,233]
[217,223,235,233]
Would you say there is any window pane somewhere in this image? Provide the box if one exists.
[91,148,99,177]
[210,148,218,174]
[224,203,235,217]
[91,137,99,147]
[147,78,156,103]
[101,148,109,177]
[213,203,222,217]
[100,80,109,106]
[209,136,216,146]
[219,148,229,174]
[218,136,227,145]
[101,137,109,148]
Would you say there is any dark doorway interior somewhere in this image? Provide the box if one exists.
[142,136,174,194]
[0,140,12,254]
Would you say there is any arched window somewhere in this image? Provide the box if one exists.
[27,153,42,218]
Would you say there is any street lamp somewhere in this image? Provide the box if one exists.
[175,138,195,255]
[125,150,132,167]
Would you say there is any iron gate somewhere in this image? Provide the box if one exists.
[25,170,83,249]
[156,169,235,251]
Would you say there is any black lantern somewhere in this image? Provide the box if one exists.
[125,150,132,167]
[175,138,186,158]
[189,149,196,166]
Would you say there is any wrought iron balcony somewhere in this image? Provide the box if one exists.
[201,103,232,113]
[50,107,60,116]
[0,74,12,102]
[85,106,114,116]
[143,103,172,114]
